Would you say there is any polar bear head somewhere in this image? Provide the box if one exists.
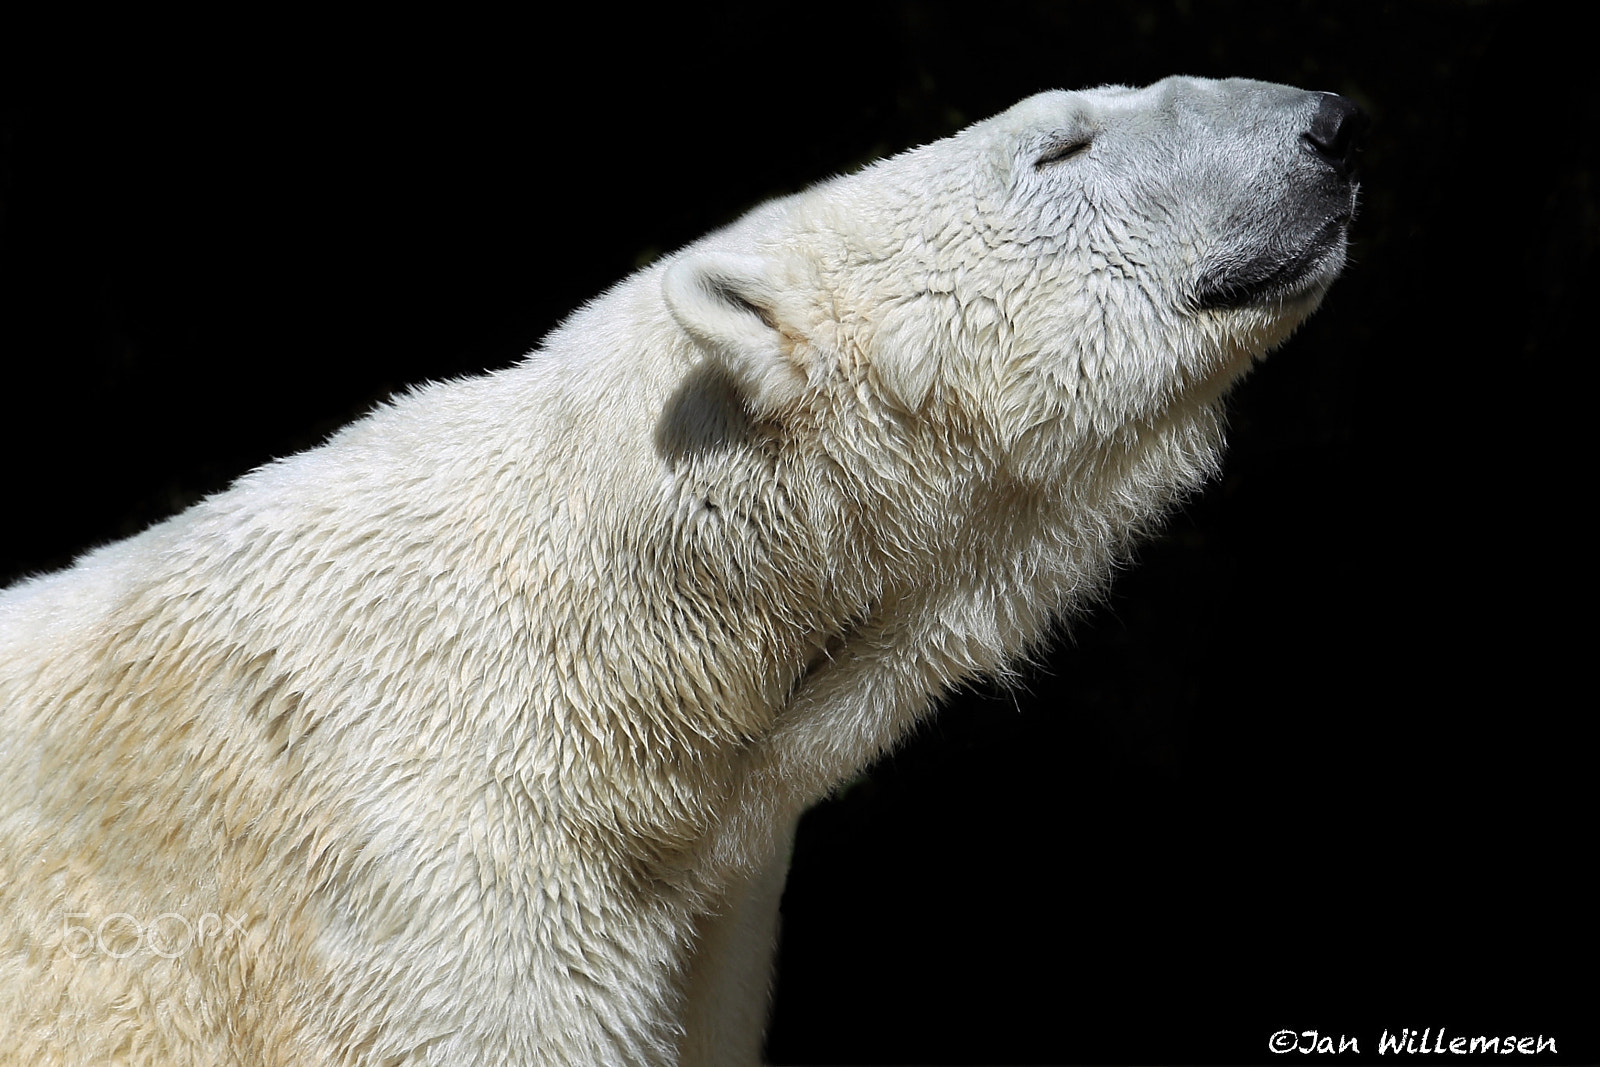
[664,77,1362,470]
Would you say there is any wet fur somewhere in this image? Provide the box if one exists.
[0,78,1355,1065]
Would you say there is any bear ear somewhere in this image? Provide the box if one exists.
[663,252,808,415]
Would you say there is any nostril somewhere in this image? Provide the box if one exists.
[1303,93,1368,177]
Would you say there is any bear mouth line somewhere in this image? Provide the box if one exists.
[1190,218,1349,312]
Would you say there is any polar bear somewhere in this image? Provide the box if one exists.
[0,77,1362,1066]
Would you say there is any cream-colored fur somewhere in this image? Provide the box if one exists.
[0,78,1357,1065]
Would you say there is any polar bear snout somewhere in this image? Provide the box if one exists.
[1185,85,1366,313]
[1303,93,1368,181]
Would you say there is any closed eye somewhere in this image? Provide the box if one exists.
[1035,138,1092,168]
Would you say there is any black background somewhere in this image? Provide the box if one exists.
[2,4,1593,1064]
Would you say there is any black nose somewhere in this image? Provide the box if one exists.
[1303,93,1367,178]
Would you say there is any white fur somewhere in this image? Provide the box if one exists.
[0,77,1354,1065]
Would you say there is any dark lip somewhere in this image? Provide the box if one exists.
[1190,217,1348,312]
